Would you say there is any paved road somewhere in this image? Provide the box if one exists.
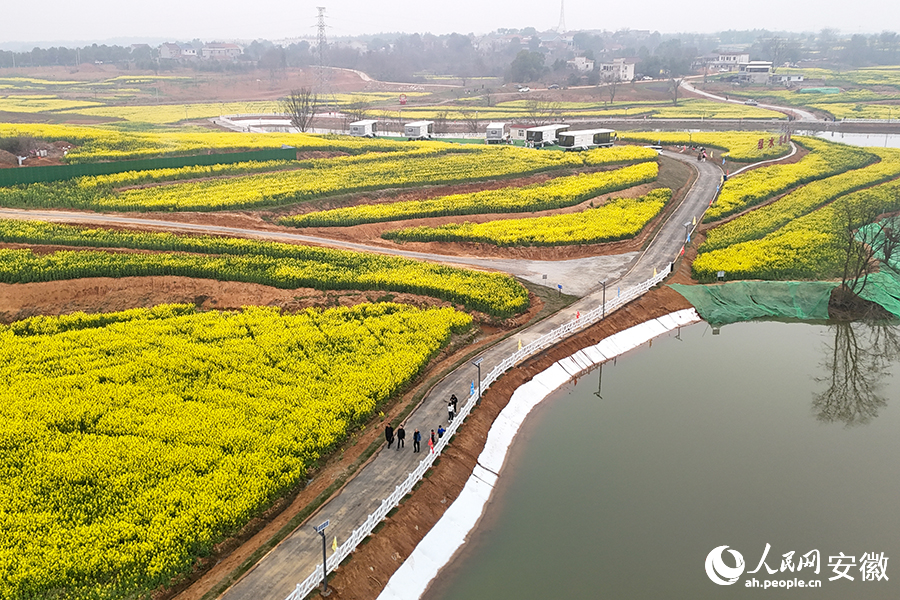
[217,150,722,600]
[681,79,819,122]
[0,209,635,297]
[616,150,722,289]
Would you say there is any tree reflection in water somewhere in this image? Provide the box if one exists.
[814,321,900,426]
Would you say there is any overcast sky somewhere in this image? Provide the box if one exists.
[2,0,898,46]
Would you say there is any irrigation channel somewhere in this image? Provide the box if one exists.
[420,319,900,599]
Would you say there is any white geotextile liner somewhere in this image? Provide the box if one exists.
[477,380,546,473]
[594,337,623,359]
[570,350,594,371]
[582,345,606,364]
[655,313,679,331]
[639,318,669,339]
[530,362,571,393]
[377,472,495,600]
[618,320,659,349]
[556,356,583,378]
[606,329,641,354]
[377,311,700,600]
[670,308,701,326]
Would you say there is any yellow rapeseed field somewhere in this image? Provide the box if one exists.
[0,303,470,600]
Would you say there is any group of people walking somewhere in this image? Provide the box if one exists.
[383,394,461,455]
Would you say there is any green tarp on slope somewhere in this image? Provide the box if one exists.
[857,265,900,318]
[669,281,839,324]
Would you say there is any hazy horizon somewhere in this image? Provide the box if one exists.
[1,0,897,49]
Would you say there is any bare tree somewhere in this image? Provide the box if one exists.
[602,73,619,105]
[760,37,794,73]
[668,77,684,106]
[344,101,369,123]
[524,99,561,126]
[833,199,900,312]
[460,110,480,134]
[433,110,450,135]
[281,88,319,133]
[813,322,899,426]
[836,202,882,298]
[880,220,900,267]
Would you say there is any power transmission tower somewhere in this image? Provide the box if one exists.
[557,0,566,34]
[315,6,336,115]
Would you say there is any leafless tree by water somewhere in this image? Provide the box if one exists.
[813,322,900,426]
[832,200,900,314]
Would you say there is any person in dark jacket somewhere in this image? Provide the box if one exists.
[385,424,394,449]
[396,424,406,450]
[413,428,421,453]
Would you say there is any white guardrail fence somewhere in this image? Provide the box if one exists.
[284,264,672,600]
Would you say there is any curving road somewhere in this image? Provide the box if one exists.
[681,79,819,122]
[0,208,636,297]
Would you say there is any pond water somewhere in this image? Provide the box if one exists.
[431,320,900,599]
[805,130,900,149]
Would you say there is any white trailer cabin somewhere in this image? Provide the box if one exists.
[558,128,617,151]
[349,119,378,137]
[525,124,569,147]
[485,122,509,144]
[404,120,434,140]
[509,123,530,141]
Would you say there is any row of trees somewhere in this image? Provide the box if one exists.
[4,28,900,80]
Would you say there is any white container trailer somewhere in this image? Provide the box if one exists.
[349,119,378,137]
[485,122,509,144]
[557,128,617,151]
[525,124,569,147]
[404,120,434,140]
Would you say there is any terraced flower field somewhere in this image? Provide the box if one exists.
[280,157,658,227]
[381,188,672,246]
[694,148,900,281]
[619,131,792,162]
[705,137,877,222]
[700,148,900,253]
[0,123,416,162]
[0,219,530,317]
[0,145,655,212]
